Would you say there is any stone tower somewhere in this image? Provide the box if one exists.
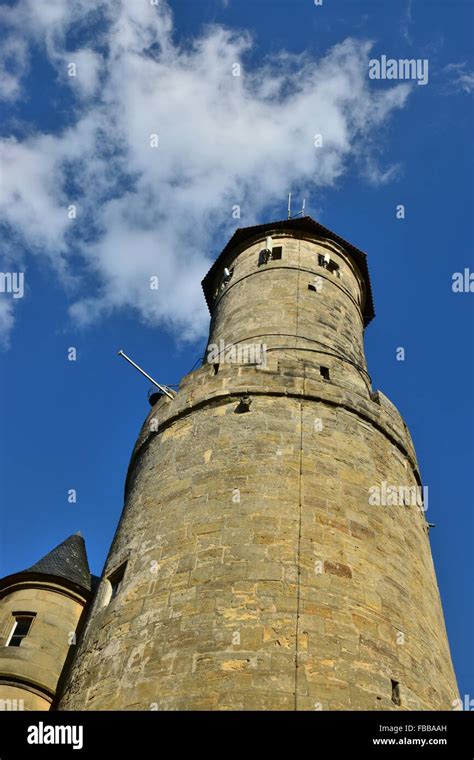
[0,534,93,710]
[57,217,458,711]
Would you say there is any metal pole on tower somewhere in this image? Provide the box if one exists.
[117,350,175,400]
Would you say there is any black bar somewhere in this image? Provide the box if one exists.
[0,710,472,757]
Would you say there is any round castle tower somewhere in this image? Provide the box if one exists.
[58,217,458,711]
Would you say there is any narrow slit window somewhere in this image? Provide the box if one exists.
[391,680,401,706]
[320,366,330,381]
[7,614,35,647]
[109,562,127,600]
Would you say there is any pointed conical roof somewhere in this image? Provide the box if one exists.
[25,533,91,592]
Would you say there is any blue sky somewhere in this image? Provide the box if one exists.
[0,0,473,699]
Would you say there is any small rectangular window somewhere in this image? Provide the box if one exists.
[318,253,328,267]
[258,247,282,265]
[7,614,35,647]
[109,562,127,600]
[318,254,340,277]
[320,366,330,381]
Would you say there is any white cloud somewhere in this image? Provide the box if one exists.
[0,36,28,101]
[400,0,413,45]
[0,0,411,346]
[61,49,103,99]
[443,63,474,95]
[0,135,71,253]
[0,298,15,349]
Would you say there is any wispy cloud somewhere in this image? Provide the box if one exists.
[0,298,14,349]
[0,0,411,346]
[0,35,29,101]
[442,63,474,95]
[400,0,413,45]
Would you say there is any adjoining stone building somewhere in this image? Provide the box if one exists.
[0,217,459,710]
[0,533,94,710]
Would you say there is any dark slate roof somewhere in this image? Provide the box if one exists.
[201,216,375,326]
[25,533,92,592]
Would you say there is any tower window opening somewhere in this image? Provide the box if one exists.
[318,253,340,277]
[258,246,282,265]
[109,562,127,601]
[6,614,35,647]
[320,366,330,381]
[220,267,234,290]
[391,680,401,706]
[235,395,252,414]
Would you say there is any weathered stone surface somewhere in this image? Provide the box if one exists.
[0,583,87,710]
[56,226,458,711]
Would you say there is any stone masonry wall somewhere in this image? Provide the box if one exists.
[57,230,458,711]
[0,584,85,710]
